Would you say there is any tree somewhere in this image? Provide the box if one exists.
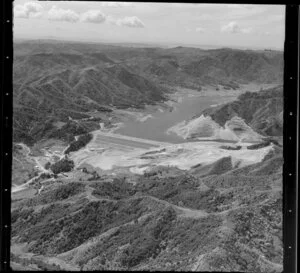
[50,158,75,174]
[44,162,51,170]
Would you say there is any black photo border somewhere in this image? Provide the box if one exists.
[0,1,298,272]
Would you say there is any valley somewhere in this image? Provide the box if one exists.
[11,40,283,271]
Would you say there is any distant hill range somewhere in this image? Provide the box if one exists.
[13,40,283,145]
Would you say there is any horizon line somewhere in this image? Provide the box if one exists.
[13,36,284,52]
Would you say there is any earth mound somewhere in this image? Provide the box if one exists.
[167,115,263,142]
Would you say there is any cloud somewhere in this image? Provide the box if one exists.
[48,5,80,23]
[114,16,145,28]
[100,2,133,7]
[17,3,144,28]
[14,1,43,19]
[221,21,240,33]
[195,27,205,33]
[81,10,106,23]
[221,21,252,34]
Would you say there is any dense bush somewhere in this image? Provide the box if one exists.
[53,108,91,122]
[42,182,85,203]
[50,158,74,174]
[87,171,101,181]
[44,162,51,170]
[15,183,84,208]
[207,156,233,175]
[39,172,52,179]
[246,141,271,150]
[64,133,93,154]
[106,207,177,268]
[92,176,208,209]
[11,203,70,239]
[91,178,136,199]
[220,145,242,150]
[121,235,160,268]
[53,198,148,253]
[11,208,34,224]
[47,121,88,143]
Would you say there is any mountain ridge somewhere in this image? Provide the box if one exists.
[12,40,283,272]
[13,40,283,146]
[201,85,283,136]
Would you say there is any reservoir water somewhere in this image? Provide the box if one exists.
[116,89,238,143]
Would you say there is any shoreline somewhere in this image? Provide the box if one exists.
[12,83,279,192]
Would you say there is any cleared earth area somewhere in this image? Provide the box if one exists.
[93,134,161,150]
[72,129,274,174]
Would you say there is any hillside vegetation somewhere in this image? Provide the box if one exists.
[64,133,93,154]
[14,40,283,146]
[201,86,283,136]
[12,40,283,272]
[11,148,282,271]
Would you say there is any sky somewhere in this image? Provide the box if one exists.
[13,1,286,50]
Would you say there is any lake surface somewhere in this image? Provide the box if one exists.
[116,89,237,143]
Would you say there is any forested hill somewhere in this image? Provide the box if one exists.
[201,86,283,136]
[13,40,283,145]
